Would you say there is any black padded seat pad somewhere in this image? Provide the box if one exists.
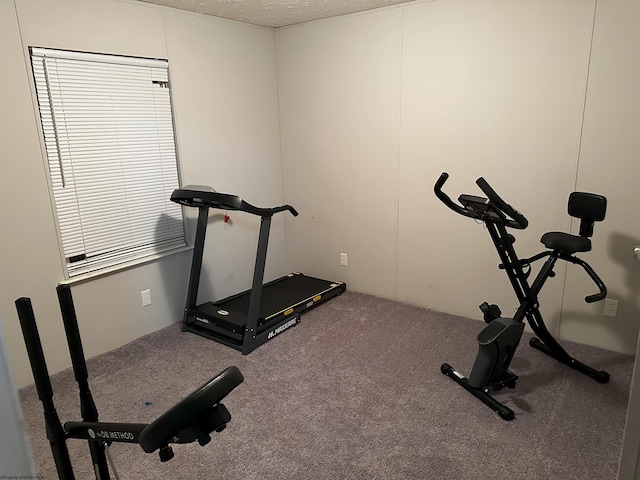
[541,232,591,254]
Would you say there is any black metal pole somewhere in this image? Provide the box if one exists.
[56,284,111,479]
[243,215,272,354]
[15,297,76,480]
[184,207,210,317]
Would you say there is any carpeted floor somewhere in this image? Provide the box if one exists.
[18,291,634,479]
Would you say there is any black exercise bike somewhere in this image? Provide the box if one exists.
[434,172,608,420]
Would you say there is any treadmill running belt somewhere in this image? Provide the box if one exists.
[217,274,334,319]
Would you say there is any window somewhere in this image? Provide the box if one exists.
[30,47,185,278]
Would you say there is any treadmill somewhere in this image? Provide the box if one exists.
[171,186,346,354]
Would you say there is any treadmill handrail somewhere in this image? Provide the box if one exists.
[171,186,298,218]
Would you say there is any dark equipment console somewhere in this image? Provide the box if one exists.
[171,186,346,354]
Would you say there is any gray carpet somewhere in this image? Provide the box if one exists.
[18,291,634,479]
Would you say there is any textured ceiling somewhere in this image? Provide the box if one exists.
[138,0,416,28]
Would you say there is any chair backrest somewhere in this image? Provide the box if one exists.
[568,192,607,237]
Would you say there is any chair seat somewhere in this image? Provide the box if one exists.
[541,232,591,254]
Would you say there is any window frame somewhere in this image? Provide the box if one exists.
[29,47,187,281]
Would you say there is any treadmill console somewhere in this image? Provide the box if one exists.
[171,187,249,212]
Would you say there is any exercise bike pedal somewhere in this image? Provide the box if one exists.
[487,378,518,391]
[479,302,501,324]
[159,446,174,462]
[504,378,518,389]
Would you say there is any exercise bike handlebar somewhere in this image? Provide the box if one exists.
[434,173,473,218]
[475,177,528,229]
[571,256,608,303]
[434,172,528,230]
[584,272,607,303]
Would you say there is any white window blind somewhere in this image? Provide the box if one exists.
[30,47,185,277]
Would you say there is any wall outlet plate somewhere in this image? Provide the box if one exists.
[141,289,152,307]
[603,298,618,317]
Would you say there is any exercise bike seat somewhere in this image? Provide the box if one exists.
[540,192,606,255]
[540,232,591,254]
[139,366,244,454]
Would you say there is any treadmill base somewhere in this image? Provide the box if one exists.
[182,273,346,354]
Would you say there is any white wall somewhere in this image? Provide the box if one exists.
[0,317,35,477]
[0,0,285,388]
[276,0,640,353]
[588,4,640,477]
[562,0,640,352]
[398,0,593,325]
[162,8,288,304]
[620,331,640,480]
[277,9,403,299]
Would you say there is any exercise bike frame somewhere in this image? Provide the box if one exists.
[435,172,608,420]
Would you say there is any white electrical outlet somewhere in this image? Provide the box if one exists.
[141,289,152,307]
[340,252,348,267]
[603,298,618,317]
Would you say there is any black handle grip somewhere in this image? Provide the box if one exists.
[270,204,298,217]
[56,284,90,383]
[563,255,608,303]
[15,298,55,403]
[434,172,449,193]
[581,261,607,303]
[475,177,528,230]
[434,172,481,220]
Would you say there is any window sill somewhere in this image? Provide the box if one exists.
[59,245,193,286]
